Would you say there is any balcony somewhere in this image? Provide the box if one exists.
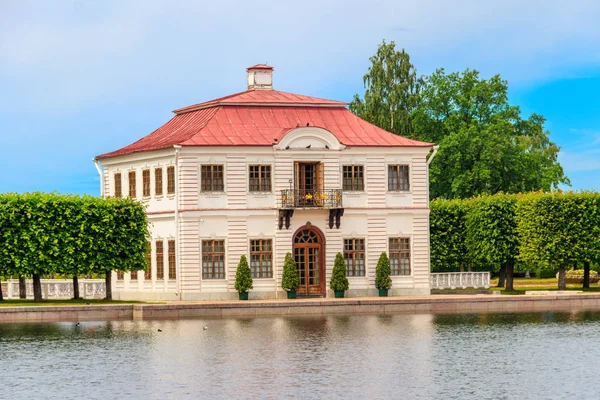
[280,189,343,209]
[278,189,344,230]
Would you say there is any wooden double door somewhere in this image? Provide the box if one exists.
[295,162,324,207]
[293,225,325,296]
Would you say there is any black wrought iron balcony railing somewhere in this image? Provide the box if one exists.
[280,189,343,209]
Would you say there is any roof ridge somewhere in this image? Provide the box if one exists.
[172,89,347,115]
[172,90,250,114]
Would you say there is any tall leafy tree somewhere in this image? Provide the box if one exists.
[350,40,421,138]
[413,69,568,199]
[351,43,569,199]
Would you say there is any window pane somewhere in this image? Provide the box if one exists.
[128,171,136,198]
[168,240,176,279]
[167,166,175,194]
[155,168,163,196]
[114,173,122,198]
[156,240,164,280]
[390,237,410,275]
[202,240,225,279]
[142,169,150,197]
[250,239,272,278]
[343,238,365,277]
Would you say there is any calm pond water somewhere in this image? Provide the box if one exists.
[1,311,600,399]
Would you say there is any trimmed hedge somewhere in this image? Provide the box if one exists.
[0,193,150,300]
[431,191,600,290]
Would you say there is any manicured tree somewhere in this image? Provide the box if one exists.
[86,197,150,300]
[465,194,519,291]
[430,199,469,273]
[9,193,56,301]
[330,253,349,293]
[234,255,253,295]
[517,192,600,290]
[375,252,392,290]
[281,252,300,292]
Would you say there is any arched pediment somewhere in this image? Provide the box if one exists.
[274,127,345,151]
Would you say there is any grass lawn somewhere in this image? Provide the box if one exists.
[490,277,600,295]
[0,299,144,307]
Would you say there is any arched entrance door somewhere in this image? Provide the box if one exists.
[293,224,325,296]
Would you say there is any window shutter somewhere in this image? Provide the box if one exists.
[294,162,300,192]
[317,162,324,192]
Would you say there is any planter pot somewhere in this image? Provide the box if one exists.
[238,292,249,300]
[287,290,297,299]
[378,288,389,297]
[334,290,345,298]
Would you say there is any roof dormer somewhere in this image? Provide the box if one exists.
[247,64,273,90]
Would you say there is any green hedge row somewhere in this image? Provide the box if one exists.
[0,193,150,300]
[431,191,600,290]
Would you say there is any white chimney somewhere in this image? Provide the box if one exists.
[247,64,274,90]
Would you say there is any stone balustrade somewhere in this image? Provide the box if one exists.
[3,279,106,299]
[430,272,490,289]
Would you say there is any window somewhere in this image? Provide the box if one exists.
[250,239,272,278]
[156,240,164,280]
[388,165,410,191]
[128,171,137,198]
[131,270,138,281]
[114,173,122,198]
[344,239,365,277]
[168,240,176,280]
[155,168,163,196]
[249,165,271,192]
[201,165,224,192]
[142,169,150,197]
[144,242,151,280]
[342,165,364,191]
[202,240,225,279]
[116,270,124,280]
[389,237,411,275]
[167,166,175,194]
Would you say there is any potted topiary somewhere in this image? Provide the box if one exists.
[330,253,349,298]
[281,252,300,299]
[235,255,253,300]
[375,252,392,296]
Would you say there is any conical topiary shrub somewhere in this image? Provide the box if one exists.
[330,252,349,297]
[282,252,300,298]
[375,252,392,296]
[235,255,253,300]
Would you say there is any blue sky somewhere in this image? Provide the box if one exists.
[1,0,599,195]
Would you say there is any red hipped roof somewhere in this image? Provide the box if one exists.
[96,88,432,160]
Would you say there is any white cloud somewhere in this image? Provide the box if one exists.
[1,0,600,112]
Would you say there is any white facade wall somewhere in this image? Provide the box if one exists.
[100,130,432,300]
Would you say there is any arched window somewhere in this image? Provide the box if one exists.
[294,229,319,244]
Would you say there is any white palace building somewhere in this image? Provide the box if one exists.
[94,64,437,300]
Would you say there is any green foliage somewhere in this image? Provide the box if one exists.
[0,193,150,279]
[375,252,392,289]
[351,43,569,200]
[566,269,599,284]
[465,194,518,267]
[516,192,600,270]
[430,199,468,272]
[281,252,300,291]
[234,255,253,293]
[416,69,569,199]
[330,253,349,292]
[350,40,421,139]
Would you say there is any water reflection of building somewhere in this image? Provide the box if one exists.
[94,65,436,300]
